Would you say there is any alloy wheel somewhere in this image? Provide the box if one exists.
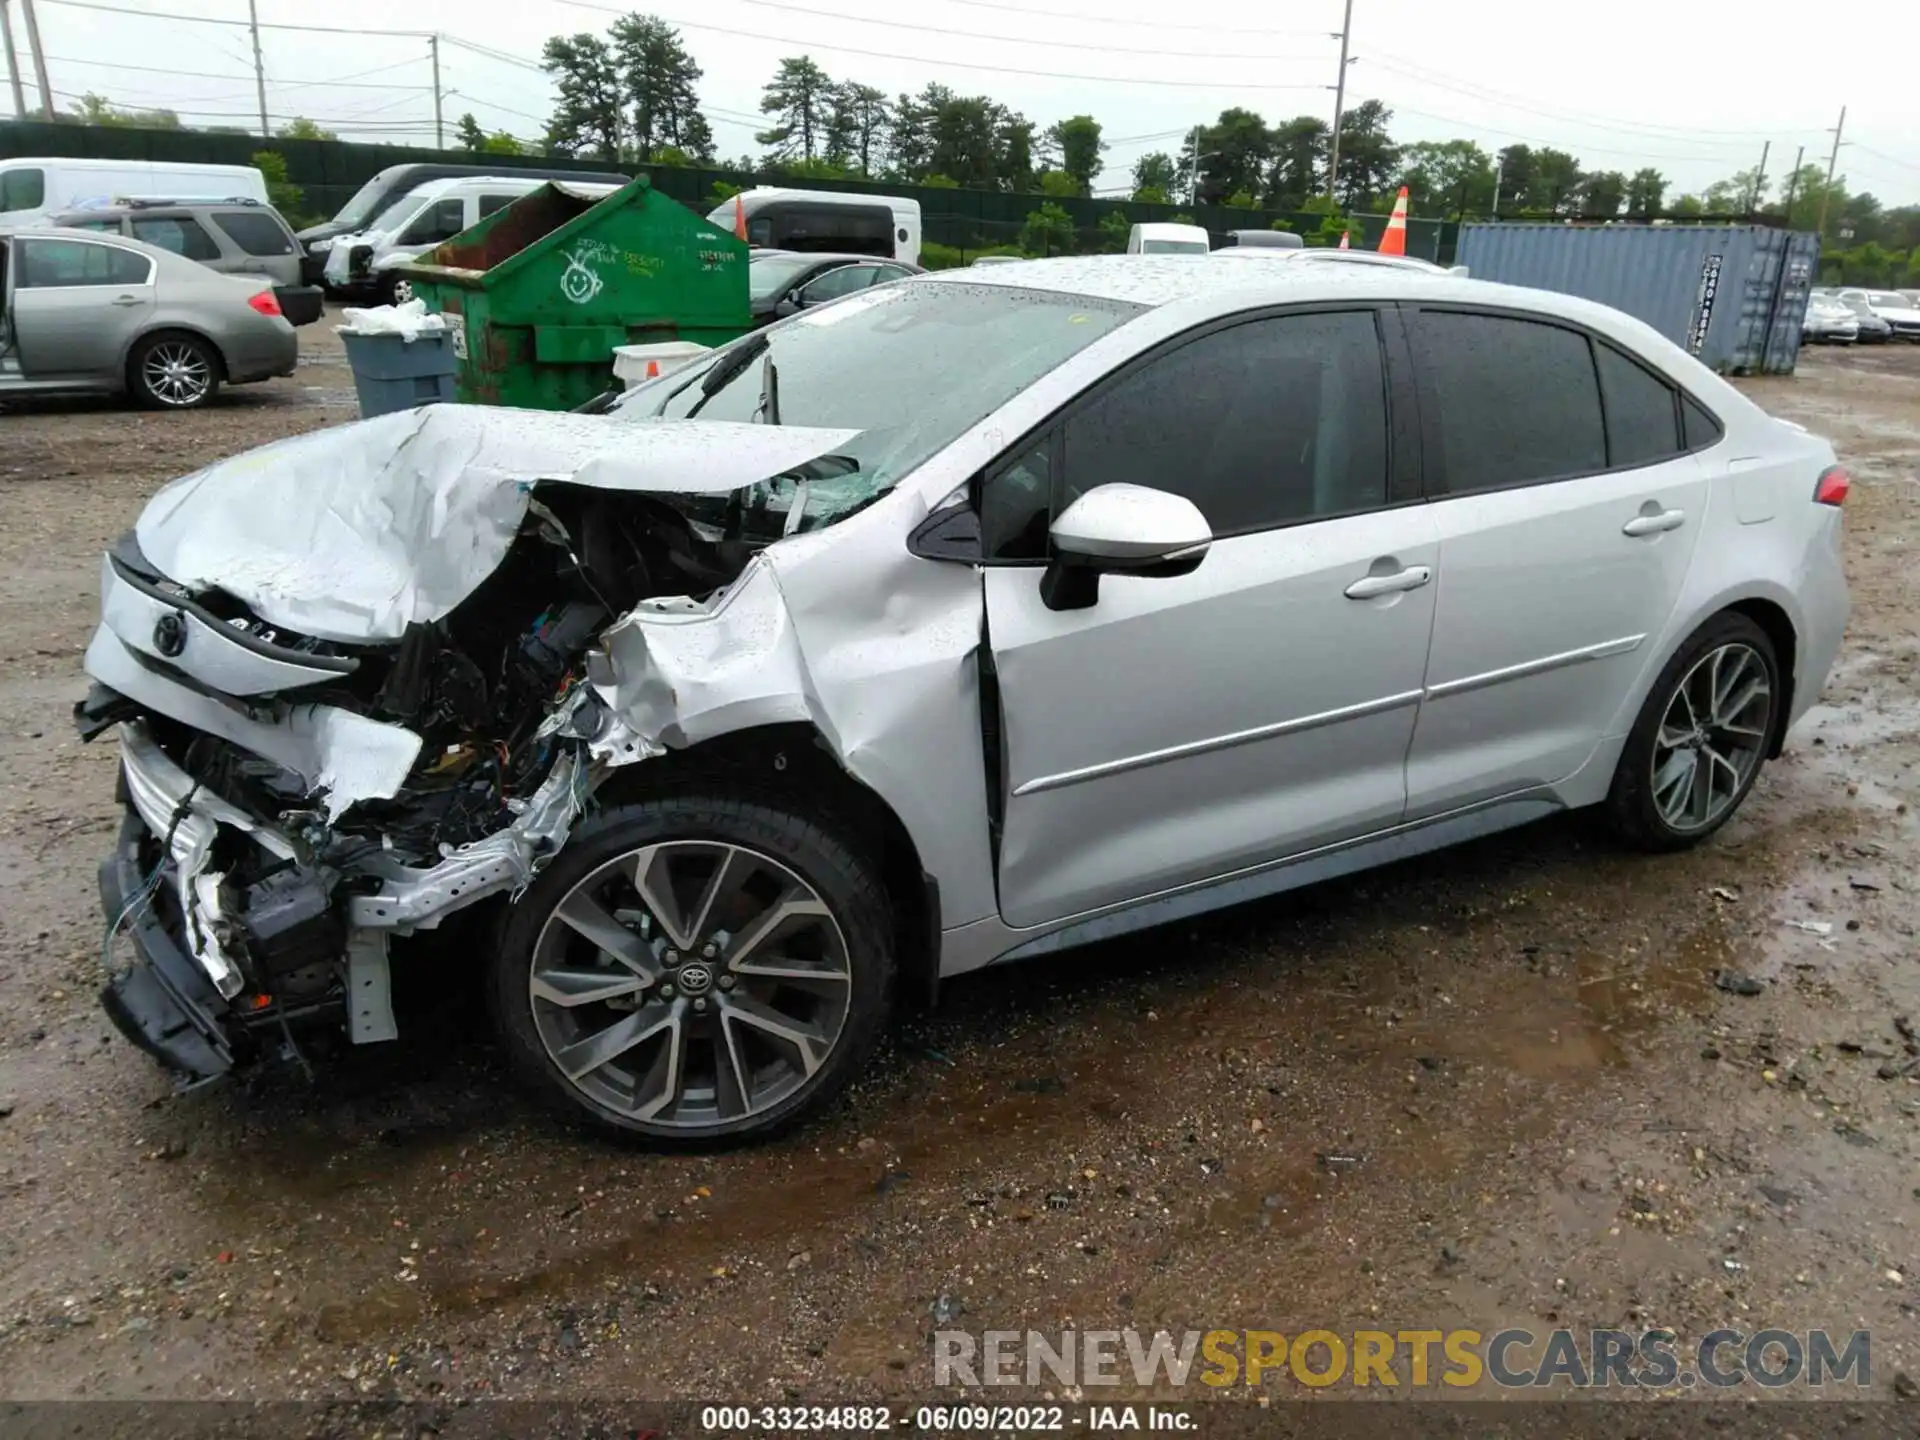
[141,342,213,407]
[528,840,853,1129]
[1649,642,1773,833]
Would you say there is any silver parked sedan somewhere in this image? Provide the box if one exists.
[1,226,296,408]
[77,256,1849,1144]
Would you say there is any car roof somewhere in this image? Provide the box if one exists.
[751,250,909,264]
[48,200,276,222]
[931,253,1687,345]
[0,224,210,271]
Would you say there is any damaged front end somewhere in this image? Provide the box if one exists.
[77,404,862,1086]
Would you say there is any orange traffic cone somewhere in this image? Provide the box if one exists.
[1377,186,1409,256]
[733,194,748,242]
[1337,229,1350,249]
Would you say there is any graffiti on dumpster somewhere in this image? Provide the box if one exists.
[559,240,618,304]
[1688,254,1723,356]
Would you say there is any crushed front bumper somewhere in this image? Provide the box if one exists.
[92,718,302,1086]
[98,811,235,1086]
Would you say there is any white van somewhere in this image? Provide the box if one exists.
[1126,221,1210,255]
[0,158,267,225]
[707,187,921,267]
[321,175,622,300]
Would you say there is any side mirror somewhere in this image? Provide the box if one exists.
[1040,483,1211,612]
[774,294,800,318]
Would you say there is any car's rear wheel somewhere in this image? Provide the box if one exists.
[130,332,221,409]
[1605,613,1780,851]
[488,793,895,1145]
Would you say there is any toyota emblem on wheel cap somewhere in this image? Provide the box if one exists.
[676,963,713,996]
[152,612,187,658]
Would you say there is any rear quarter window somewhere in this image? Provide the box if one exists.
[210,210,295,256]
[1682,395,1724,451]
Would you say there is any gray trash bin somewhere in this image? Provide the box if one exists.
[339,329,458,418]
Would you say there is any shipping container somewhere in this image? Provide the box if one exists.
[1454,223,1821,375]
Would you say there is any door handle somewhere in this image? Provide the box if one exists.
[109,294,143,306]
[1622,509,1686,537]
[1344,565,1432,599]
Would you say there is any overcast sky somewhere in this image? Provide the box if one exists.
[24,0,1920,210]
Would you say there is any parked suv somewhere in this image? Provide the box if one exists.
[49,199,323,326]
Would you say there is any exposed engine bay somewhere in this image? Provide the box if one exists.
[76,405,869,1080]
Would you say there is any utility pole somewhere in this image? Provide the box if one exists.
[429,34,443,149]
[0,0,26,120]
[1187,123,1200,206]
[1490,155,1503,220]
[1812,105,1843,238]
[1782,144,1805,224]
[19,0,50,121]
[1748,140,1769,217]
[246,0,268,137]
[1324,0,1354,202]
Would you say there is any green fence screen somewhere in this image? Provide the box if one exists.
[0,121,1458,262]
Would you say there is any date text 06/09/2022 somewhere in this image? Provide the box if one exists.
[698,1404,1195,1431]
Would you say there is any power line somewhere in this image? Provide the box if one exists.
[438,34,547,74]
[931,0,1335,37]
[36,0,431,35]
[1364,51,1794,143]
[1850,141,1920,175]
[49,85,433,128]
[731,0,1326,62]
[547,0,1328,89]
[45,52,430,90]
[1389,104,1750,165]
[448,91,546,126]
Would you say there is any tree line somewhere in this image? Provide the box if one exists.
[35,12,1920,282]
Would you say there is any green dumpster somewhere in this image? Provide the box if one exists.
[397,176,749,411]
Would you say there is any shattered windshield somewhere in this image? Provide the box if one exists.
[610,281,1143,535]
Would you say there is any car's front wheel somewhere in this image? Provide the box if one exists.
[1605,613,1781,851]
[489,793,895,1145]
[129,332,221,409]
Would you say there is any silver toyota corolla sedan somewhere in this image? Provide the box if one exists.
[1,225,296,408]
[76,256,1849,1143]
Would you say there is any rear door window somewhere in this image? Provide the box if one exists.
[1411,310,1606,493]
[17,237,151,287]
[210,209,296,256]
[477,192,520,218]
[131,215,223,262]
[798,265,875,304]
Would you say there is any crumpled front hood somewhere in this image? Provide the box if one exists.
[133,405,860,644]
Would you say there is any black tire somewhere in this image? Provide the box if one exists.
[128,331,221,410]
[488,792,895,1146]
[1604,612,1780,852]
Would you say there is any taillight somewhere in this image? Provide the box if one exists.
[247,289,283,318]
[1814,465,1849,507]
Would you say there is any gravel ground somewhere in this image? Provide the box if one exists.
[0,326,1917,1408]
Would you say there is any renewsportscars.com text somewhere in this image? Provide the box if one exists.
[934,1327,1872,1390]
